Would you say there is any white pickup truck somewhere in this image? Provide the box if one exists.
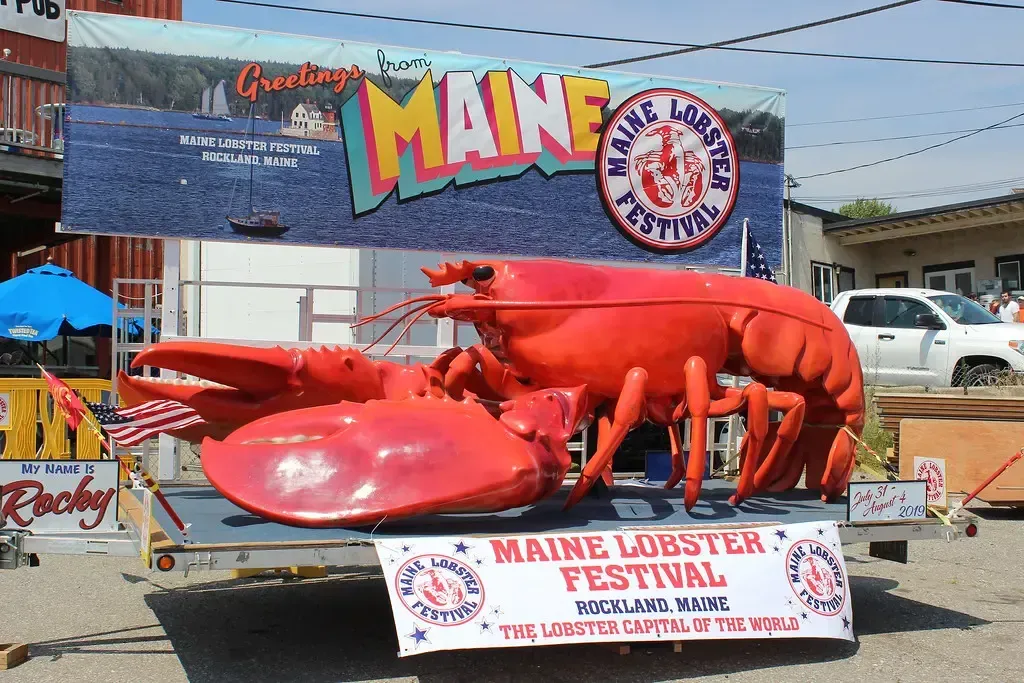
[830,287,1024,387]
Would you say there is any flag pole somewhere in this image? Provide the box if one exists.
[36,363,190,537]
[740,217,750,276]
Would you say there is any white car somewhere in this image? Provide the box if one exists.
[830,287,1024,387]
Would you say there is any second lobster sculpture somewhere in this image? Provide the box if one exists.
[120,257,865,525]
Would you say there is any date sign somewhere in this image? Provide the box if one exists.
[847,481,929,522]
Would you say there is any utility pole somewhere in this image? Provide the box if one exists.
[784,174,801,287]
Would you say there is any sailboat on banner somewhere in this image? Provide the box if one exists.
[193,80,233,122]
[226,105,289,238]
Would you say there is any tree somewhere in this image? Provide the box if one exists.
[837,198,895,219]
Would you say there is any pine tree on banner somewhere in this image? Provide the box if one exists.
[741,219,778,283]
[83,400,206,447]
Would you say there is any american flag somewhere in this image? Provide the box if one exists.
[83,400,206,446]
[744,221,778,283]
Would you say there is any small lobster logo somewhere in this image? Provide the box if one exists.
[413,568,467,608]
[633,125,706,210]
[597,87,738,253]
[786,539,847,617]
[395,554,485,626]
[915,460,945,503]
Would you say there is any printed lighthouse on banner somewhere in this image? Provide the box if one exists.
[375,521,853,656]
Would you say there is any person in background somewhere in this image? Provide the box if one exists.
[998,289,1020,323]
[990,299,1001,316]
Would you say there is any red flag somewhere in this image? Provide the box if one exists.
[37,364,89,431]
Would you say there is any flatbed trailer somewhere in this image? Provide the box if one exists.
[1,479,979,574]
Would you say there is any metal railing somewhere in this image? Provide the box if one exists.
[0,60,66,159]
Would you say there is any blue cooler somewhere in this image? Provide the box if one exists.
[645,450,713,484]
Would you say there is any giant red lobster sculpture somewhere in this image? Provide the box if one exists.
[120,258,864,527]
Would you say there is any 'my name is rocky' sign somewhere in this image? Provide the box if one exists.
[1,460,120,532]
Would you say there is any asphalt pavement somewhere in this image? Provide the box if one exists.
[1,505,1021,683]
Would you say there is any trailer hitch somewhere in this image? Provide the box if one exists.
[0,531,39,570]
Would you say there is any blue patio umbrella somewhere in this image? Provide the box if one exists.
[0,262,142,342]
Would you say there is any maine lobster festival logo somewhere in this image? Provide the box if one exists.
[915,460,946,504]
[785,540,846,616]
[395,554,485,626]
[597,88,739,252]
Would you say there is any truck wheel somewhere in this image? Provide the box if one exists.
[961,363,1001,387]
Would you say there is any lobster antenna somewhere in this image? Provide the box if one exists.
[379,300,447,357]
[351,294,446,329]
[361,300,441,353]
[439,297,834,330]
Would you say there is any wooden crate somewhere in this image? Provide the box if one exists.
[899,418,1024,505]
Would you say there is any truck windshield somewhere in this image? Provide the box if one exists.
[927,294,1002,324]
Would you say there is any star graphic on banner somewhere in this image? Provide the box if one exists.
[842,616,851,630]
[406,625,431,648]
[490,605,504,619]
[772,545,781,553]
[801,612,809,621]
[478,619,493,634]
[387,555,398,566]
[453,541,471,555]
[774,529,788,541]
[400,543,412,554]
[817,527,826,537]
[474,557,485,567]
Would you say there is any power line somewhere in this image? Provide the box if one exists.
[794,108,1024,179]
[583,1,920,68]
[938,0,1024,9]
[797,177,1024,203]
[788,121,1024,149]
[789,101,1024,126]
[211,0,1024,69]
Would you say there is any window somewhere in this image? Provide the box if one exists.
[882,296,934,329]
[837,266,855,293]
[843,296,875,326]
[995,253,1024,291]
[811,261,835,304]
[923,261,975,296]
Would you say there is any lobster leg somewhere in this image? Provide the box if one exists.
[751,392,807,491]
[444,344,536,402]
[563,368,649,510]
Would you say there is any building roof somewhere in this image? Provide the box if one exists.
[823,193,1024,245]
[294,102,321,115]
[784,199,846,224]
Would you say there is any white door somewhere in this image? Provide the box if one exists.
[836,294,878,382]
[874,296,951,386]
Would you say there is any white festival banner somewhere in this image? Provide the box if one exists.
[374,521,854,656]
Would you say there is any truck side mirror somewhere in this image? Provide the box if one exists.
[915,313,945,330]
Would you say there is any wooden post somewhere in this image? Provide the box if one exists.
[0,643,28,670]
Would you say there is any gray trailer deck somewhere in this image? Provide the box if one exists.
[3,479,974,574]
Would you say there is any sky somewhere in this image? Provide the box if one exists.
[181,0,1024,215]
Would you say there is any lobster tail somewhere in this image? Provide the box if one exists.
[756,310,865,500]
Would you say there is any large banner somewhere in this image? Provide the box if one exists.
[374,521,853,656]
[61,11,785,267]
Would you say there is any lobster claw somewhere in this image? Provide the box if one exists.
[118,340,388,441]
[200,387,590,528]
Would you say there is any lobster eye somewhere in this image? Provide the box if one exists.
[472,265,495,282]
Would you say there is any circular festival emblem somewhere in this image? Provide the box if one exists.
[785,540,847,617]
[394,554,485,627]
[596,88,740,252]
[0,394,7,425]
[915,460,945,503]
